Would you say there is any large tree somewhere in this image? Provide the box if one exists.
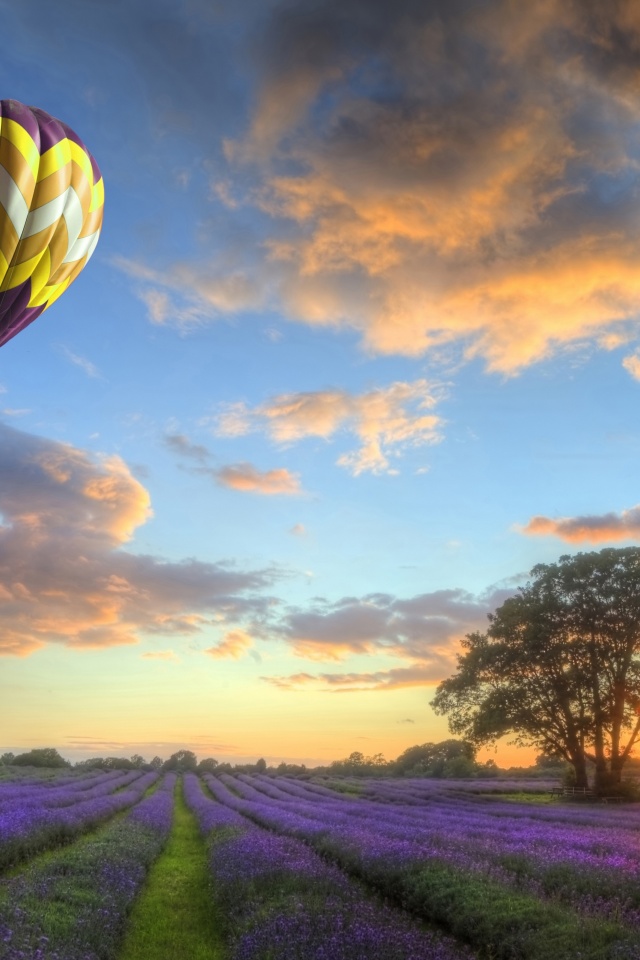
[432,548,640,791]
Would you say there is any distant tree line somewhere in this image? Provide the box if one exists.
[324,741,567,779]
[0,743,573,781]
[0,748,309,776]
[0,748,70,769]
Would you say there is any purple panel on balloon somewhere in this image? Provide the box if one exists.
[32,109,69,152]
[0,99,41,146]
[0,281,45,348]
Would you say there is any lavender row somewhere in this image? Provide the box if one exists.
[213,774,640,940]
[267,773,636,846]
[207,777,640,960]
[269,774,637,830]
[0,773,176,960]
[257,774,640,862]
[332,777,559,800]
[0,770,158,872]
[185,773,473,960]
[0,770,123,808]
[0,770,143,814]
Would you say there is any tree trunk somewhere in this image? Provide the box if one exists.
[609,755,624,785]
[571,754,589,789]
[593,760,614,792]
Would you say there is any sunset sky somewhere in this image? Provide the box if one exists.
[2,0,640,767]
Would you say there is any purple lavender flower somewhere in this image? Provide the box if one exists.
[184,773,473,960]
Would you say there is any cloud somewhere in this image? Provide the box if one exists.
[262,671,316,690]
[262,578,520,690]
[98,0,640,378]
[205,629,254,660]
[141,650,180,661]
[263,664,445,692]
[164,431,301,496]
[13,0,640,375]
[213,462,302,495]
[623,354,640,380]
[212,380,444,475]
[521,507,640,543]
[113,256,266,331]
[163,433,211,463]
[242,0,640,372]
[59,347,103,380]
[0,423,277,656]
[273,586,508,663]
[60,735,239,759]
[137,285,213,329]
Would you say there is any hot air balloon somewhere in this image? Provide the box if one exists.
[0,99,104,347]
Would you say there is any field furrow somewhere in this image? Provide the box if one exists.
[118,776,224,960]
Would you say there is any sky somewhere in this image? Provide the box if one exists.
[1,0,640,767]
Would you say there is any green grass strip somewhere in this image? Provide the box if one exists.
[118,777,224,960]
[310,837,636,960]
[395,860,632,960]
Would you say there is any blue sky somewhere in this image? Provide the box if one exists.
[1,0,640,766]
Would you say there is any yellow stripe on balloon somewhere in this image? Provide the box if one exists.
[90,176,104,213]
[34,275,71,309]
[26,246,51,302]
[0,247,47,290]
[68,140,94,183]
[0,247,8,285]
[0,118,40,179]
[37,140,72,181]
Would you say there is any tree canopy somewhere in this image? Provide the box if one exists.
[432,548,640,791]
[394,739,476,777]
[12,748,70,768]
[163,749,198,772]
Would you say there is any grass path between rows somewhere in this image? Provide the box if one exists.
[118,777,225,960]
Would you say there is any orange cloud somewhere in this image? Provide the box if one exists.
[0,633,46,657]
[623,354,640,380]
[205,629,254,660]
[263,664,444,692]
[213,380,443,475]
[277,588,509,664]
[215,463,302,495]
[141,650,180,661]
[0,424,276,656]
[113,1,640,377]
[522,507,640,543]
[163,433,299,495]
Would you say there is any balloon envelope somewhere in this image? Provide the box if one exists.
[0,100,104,347]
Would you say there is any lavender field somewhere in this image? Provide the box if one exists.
[1,771,640,960]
